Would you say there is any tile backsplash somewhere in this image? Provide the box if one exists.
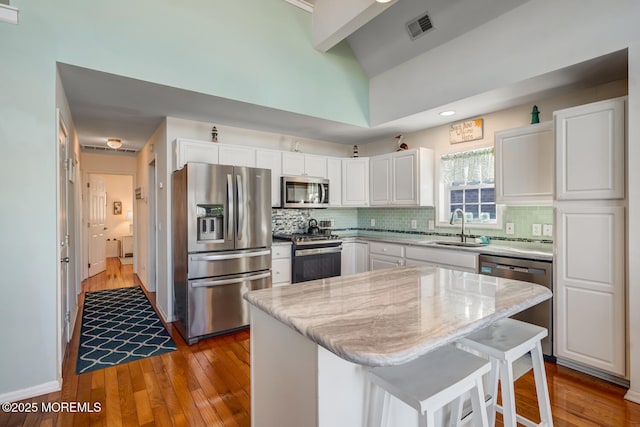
[273,206,553,241]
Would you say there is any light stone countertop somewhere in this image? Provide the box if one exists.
[245,265,552,367]
[336,231,553,261]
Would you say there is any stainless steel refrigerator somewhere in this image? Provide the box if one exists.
[172,162,272,344]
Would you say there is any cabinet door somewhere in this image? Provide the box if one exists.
[304,154,328,178]
[256,150,282,207]
[219,145,256,167]
[327,157,342,207]
[370,154,392,206]
[555,204,625,375]
[282,152,305,176]
[392,151,418,205]
[495,122,553,205]
[354,243,369,273]
[272,258,291,286]
[175,139,219,171]
[342,158,369,206]
[341,242,355,276]
[555,97,625,200]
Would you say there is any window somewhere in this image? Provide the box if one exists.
[438,147,500,227]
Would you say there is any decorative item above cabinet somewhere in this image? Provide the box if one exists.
[494,122,553,205]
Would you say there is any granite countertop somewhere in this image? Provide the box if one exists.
[336,231,553,261]
[245,265,552,367]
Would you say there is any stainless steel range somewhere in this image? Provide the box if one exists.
[273,232,342,283]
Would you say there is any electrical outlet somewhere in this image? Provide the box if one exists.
[370,218,376,227]
[428,220,435,231]
[411,219,417,229]
[543,224,553,237]
[505,222,515,235]
[532,224,542,236]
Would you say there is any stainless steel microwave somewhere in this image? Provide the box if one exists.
[281,176,329,208]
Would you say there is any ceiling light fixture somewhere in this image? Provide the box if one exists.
[107,138,123,149]
[376,0,394,3]
[439,110,456,117]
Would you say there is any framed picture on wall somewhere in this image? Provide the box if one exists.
[114,201,122,215]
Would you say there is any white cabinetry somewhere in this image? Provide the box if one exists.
[342,158,369,206]
[554,97,625,200]
[271,243,292,287]
[368,242,404,271]
[555,205,625,376]
[174,138,219,171]
[256,149,282,207]
[369,148,434,206]
[341,241,369,276]
[495,122,553,205]
[327,157,342,207]
[219,145,256,167]
[404,246,478,273]
[282,153,327,178]
[553,97,627,379]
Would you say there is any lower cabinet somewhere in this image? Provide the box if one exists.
[271,244,292,287]
[404,246,478,273]
[341,242,369,276]
[368,242,404,271]
[554,204,625,376]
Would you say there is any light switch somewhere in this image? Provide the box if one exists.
[370,218,376,227]
[543,224,553,237]
[411,219,417,229]
[428,220,435,231]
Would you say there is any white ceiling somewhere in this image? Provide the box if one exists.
[59,0,628,153]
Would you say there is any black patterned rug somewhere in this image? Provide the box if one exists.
[76,286,177,374]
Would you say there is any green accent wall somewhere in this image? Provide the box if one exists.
[0,0,368,396]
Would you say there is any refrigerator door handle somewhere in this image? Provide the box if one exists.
[190,249,271,262]
[226,174,234,241]
[190,271,271,288]
[236,174,245,241]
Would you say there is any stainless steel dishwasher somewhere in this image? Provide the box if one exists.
[478,254,554,361]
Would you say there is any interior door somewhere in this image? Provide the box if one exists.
[57,111,70,367]
[88,174,107,277]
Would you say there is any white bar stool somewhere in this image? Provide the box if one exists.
[458,318,553,427]
[366,345,491,427]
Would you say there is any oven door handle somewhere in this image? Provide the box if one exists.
[190,272,272,288]
[295,246,342,256]
[191,249,271,262]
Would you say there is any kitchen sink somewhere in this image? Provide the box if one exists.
[432,241,488,248]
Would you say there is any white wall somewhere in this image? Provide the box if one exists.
[370,0,640,125]
[625,43,640,403]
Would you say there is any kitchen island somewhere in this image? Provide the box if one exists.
[245,265,552,427]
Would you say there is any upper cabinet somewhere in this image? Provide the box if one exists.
[174,138,219,171]
[219,145,256,167]
[369,148,434,207]
[554,97,625,200]
[256,149,283,207]
[282,152,327,178]
[494,122,553,205]
[342,158,369,206]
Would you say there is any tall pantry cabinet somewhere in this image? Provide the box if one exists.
[554,97,627,379]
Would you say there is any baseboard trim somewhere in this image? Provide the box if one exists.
[625,389,640,404]
[556,357,629,387]
[0,380,61,403]
[156,302,174,323]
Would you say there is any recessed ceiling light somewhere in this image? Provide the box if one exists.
[439,110,456,117]
[107,138,123,149]
[376,0,393,3]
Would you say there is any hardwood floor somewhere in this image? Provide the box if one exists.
[2,258,640,426]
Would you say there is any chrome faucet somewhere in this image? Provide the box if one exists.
[450,209,467,242]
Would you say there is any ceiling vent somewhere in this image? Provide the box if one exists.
[82,145,138,155]
[406,12,433,40]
